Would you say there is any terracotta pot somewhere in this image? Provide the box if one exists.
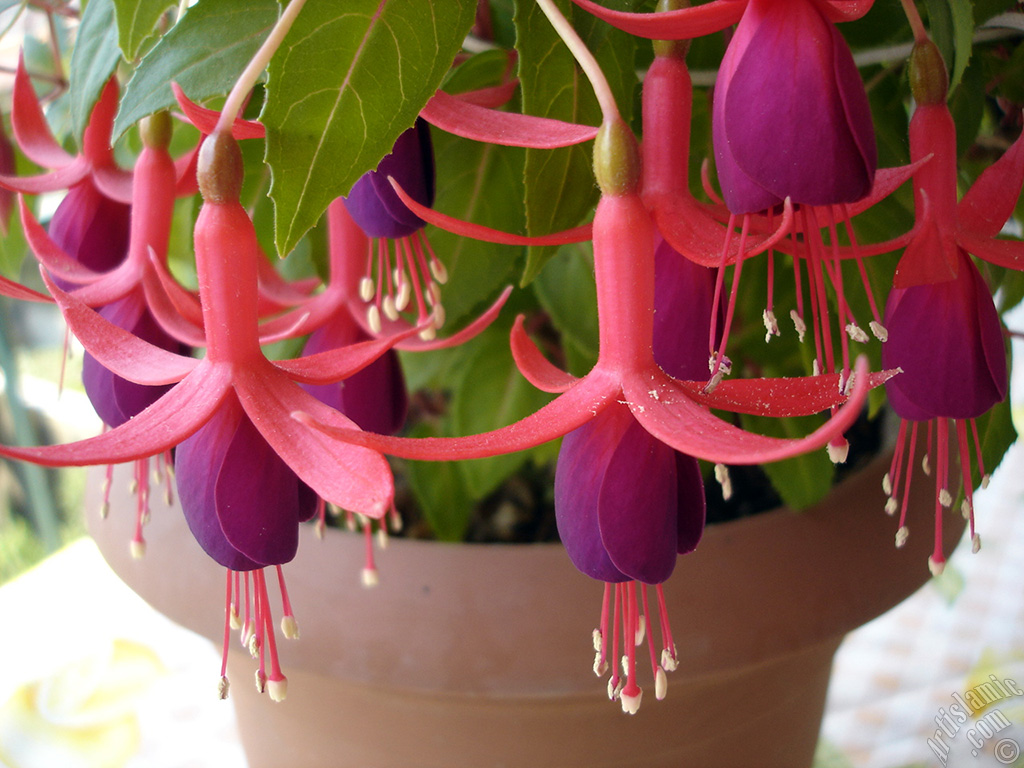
[88,452,964,768]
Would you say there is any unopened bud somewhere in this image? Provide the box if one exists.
[593,119,641,195]
[652,0,690,59]
[140,111,172,150]
[909,38,949,106]
[197,131,244,204]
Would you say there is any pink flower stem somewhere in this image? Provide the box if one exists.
[216,0,308,134]
[898,0,929,44]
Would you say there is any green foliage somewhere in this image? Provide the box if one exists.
[111,0,175,61]
[115,0,280,137]
[69,0,121,140]
[263,0,477,257]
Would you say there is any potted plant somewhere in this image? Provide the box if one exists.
[0,0,1021,765]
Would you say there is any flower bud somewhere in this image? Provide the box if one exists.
[652,0,690,60]
[593,119,640,195]
[909,38,948,106]
[197,131,244,204]
[140,111,172,151]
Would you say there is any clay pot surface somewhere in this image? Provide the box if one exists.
[88,452,964,768]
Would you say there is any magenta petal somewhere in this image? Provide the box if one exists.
[597,415,679,584]
[674,454,705,555]
[882,250,1007,420]
[234,368,395,518]
[722,0,874,209]
[420,90,599,149]
[293,367,620,461]
[554,405,632,582]
[0,364,231,467]
[623,358,871,465]
[300,317,408,436]
[510,315,578,394]
[81,293,191,426]
[569,0,743,39]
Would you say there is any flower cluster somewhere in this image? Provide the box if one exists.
[0,0,1021,713]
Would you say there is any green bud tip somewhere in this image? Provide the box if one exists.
[593,119,641,195]
[140,111,172,150]
[652,0,690,59]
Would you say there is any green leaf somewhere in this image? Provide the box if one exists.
[112,0,175,61]
[114,0,280,137]
[450,325,555,499]
[263,0,477,257]
[533,241,598,367]
[69,0,122,141]
[738,413,835,511]
[924,0,974,95]
[402,428,475,542]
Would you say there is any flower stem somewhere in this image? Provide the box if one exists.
[534,0,619,124]
[898,0,928,44]
[216,0,308,134]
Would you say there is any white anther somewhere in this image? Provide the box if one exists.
[885,497,898,516]
[922,454,931,476]
[971,533,981,553]
[247,633,260,659]
[430,259,448,284]
[361,567,379,588]
[981,474,991,489]
[428,282,442,307]
[827,440,849,465]
[432,302,446,330]
[128,479,139,494]
[418,325,437,342]
[377,527,389,549]
[592,629,603,653]
[395,280,411,312]
[661,647,679,672]
[280,616,300,640]
[130,540,146,559]
[634,615,646,646]
[267,677,288,702]
[928,556,945,576]
[882,473,892,496]
[367,304,382,334]
[359,277,375,302]
[790,309,807,342]
[812,359,821,376]
[218,676,230,700]
[714,464,732,500]
[620,688,642,714]
[382,295,399,321]
[100,502,110,520]
[961,498,972,520]
[593,654,608,677]
[229,608,242,631]
[254,670,266,694]
[845,323,869,343]
[842,371,857,396]
[939,489,953,508]
[895,526,909,548]
[869,321,888,342]
[607,678,620,701]
[655,667,668,701]
[763,309,780,342]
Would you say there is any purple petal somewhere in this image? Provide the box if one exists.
[882,250,1007,420]
[674,453,705,555]
[177,396,314,569]
[343,119,434,239]
[81,292,190,427]
[652,238,721,381]
[300,315,408,436]
[555,405,632,582]
[48,180,131,282]
[716,0,875,212]
[597,416,680,584]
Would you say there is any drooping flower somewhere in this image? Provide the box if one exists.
[554,238,715,709]
[879,37,1024,574]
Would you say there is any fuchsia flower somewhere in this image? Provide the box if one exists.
[299,112,891,710]
[712,0,876,213]
[555,239,715,708]
[0,131,412,698]
[879,39,1024,574]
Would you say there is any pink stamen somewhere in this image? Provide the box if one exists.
[219,570,232,698]
[956,419,977,540]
